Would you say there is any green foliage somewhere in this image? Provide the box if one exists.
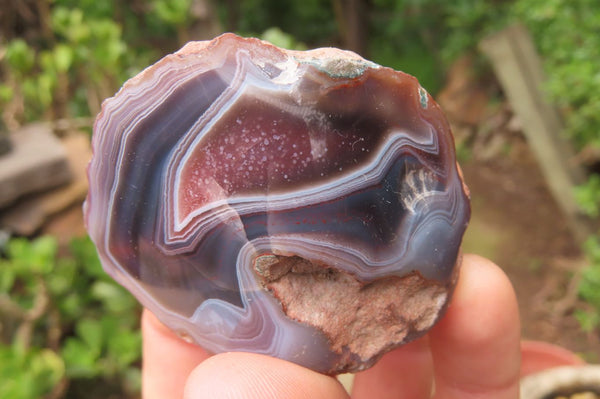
[260,27,307,50]
[0,236,141,398]
[369,1,443,91]
[366,0,511,91]
[227,0,508,92]
[575,175,600,218]
[577,236,600,330]
[510,0,600,333]
[61,315,141,379]
[233,0,336,46]
[0,345,64,399]
[152,0,193,26]
[1,7,125,120]
[5,40,36,74]
[513,0,600,150]
[574,308,600,333]
[0,1,183,124]
[580,237,600,307]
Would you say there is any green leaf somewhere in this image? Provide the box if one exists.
[76,318,104,354]
[62,338,100,378]
[0,84,14,103]
[30,349,65,388]
[0,261,16,293]
[584,236,600,264]
[107,329,141,369]
[99,314,119,335]
[6,236,57,275]
[46,258,76,296]
[53,44,74,72]
[91,280,137,314]
[579,236,600,322]
[0,344,64,399]
[36,73,56,108]
[52,7,90,43]
[57,292,85,321]
[30,236,58,273]
[69,236,105,279]
[261,28,297,50]
[575,174,600,218]
[152,0,191,25]
[575,309,600,332]
[5,39,35,74]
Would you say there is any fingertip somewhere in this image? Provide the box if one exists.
[429,254,521,398]
[184,352,349,399]
[142,309,211,399]
[351,337,433,399]
[436,254,520,347]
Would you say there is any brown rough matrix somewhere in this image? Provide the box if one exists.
[254,254,455,372]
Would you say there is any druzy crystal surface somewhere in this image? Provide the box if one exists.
[85,33,470,374]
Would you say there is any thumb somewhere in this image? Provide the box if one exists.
[184,352,349,399]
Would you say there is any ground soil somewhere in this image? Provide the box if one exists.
[461,135,600,361]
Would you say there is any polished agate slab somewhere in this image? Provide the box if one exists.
[85,33,470,374]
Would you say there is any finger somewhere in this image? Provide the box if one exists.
[142,309,211,399]
[351,336,433,398]
[429,254,521,399]
[184,352,350,399]
[520,340,585,377]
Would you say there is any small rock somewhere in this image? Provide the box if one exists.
[0,133,90,235]
[0,123,71,208]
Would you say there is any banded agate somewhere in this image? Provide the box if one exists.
[85,33,470,374]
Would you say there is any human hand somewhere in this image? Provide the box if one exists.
[142,254,521,399]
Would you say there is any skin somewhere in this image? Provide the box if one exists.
[142,254,523,399]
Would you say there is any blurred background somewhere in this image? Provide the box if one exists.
[0,0,599,397]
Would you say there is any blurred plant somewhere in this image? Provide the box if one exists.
[0,236,141,398]
[260,27,307,50]
[0,0,180,129]
[575,174,600,219]
[1,8,124,126]
[0,344,64,399]
[576,236,600,331]
[151,0,204,44]
[228,0,336,47]
[152,0,192,27]
[512,0,600,150]
[510,0,600,332]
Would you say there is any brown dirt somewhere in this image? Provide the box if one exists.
[461,135,600,361]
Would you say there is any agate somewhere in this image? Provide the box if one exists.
[85,33,470,374]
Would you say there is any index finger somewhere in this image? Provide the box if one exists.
[429,254,521,398]
[142,310,211,399]
[351,254,521,399]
